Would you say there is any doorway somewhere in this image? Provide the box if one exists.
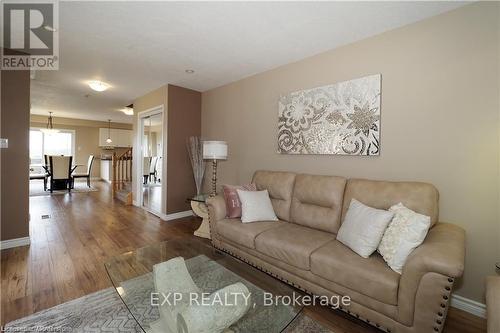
[137,107,165,216]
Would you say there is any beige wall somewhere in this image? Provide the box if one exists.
[498,3,500,273]
[133,84,201,214]
[1,67,30,241]
[202,2,500,303]
[167,85,201,213]
[133,85,168,212]
[30,115,132,178]
[133,85,167,115]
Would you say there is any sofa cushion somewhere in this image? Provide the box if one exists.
[255,224,334,270]
[220,238,399,320]
[217,218,285,249]
[252,170,296,221]
[290,174,346,233]
[341,178,439,226]
[486,276,500,333]
[310,240,400,305]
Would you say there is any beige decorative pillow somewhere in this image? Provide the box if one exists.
[237,189,278,223]
[378,203,431,273]
[337,199,394,258]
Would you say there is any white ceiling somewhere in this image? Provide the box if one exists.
[30,1,468,123]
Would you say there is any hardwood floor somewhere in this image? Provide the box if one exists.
[1,181,486,332]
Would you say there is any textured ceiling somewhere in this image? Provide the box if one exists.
[29,1,468,123]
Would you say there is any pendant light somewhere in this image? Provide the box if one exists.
[40,112,60,134]
[106,119,113,144]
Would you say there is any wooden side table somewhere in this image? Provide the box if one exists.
[188,194,210,239]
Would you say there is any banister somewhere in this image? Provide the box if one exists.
[111,147,133,200]
[118,147,132,160]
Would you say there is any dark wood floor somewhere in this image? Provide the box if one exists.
[1,181,486,332]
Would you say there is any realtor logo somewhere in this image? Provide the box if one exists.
[1,0,59,70]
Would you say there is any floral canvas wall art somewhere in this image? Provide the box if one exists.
[277,74,381,155]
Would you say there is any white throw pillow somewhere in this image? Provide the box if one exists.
[337,199,394,258]
[378,203,431,273]
[237,189,278,223]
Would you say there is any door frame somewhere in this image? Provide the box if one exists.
[135,105,166,217]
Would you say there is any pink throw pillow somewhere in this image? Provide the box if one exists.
[222,184,257,218]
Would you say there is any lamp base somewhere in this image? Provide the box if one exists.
[210,159,218,197]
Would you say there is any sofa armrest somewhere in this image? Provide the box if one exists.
[206,195,226,247]
[403,222,465,278]
[397,222,465,325]
[486,276,500,333]
[206,195,226,222]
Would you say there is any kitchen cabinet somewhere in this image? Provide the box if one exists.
[98,128,132,147]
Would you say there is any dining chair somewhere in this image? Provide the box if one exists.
[72,155,95,188]
[29,155,51,191]
[143,157,151,184]
[48,155,73,192]
[149,156,158,182]
[29,170,49,191]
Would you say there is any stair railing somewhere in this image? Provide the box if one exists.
[112,147,133,196]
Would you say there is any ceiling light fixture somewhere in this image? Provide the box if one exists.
[40,112,60,135]
[185,69,195,74]
[88,80,110,92]
[120,107,134,116]
[106,119,113,144]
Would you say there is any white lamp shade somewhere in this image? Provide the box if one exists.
[203,141,228,160]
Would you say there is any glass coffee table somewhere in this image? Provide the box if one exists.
[104,239,304,333]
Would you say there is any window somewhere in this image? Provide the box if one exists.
[29,128,75,165]
[29,130,43,164]
[44,131,73,156]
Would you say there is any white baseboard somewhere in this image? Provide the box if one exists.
[140,207,193,221]
[451,294,486,318]
[165,210,193,221]
[0,237,30,250]
[72,177,101,181]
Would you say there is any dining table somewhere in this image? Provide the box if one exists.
[29,163,85,191]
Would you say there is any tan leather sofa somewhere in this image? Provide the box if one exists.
[207,170,465,333]
[486,276,500,333]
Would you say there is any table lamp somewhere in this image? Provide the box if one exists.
[203,141,228,196]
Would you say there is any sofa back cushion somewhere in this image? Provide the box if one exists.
[252,170,296,221]
[290,174,347,233]
[341,179,439,226]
